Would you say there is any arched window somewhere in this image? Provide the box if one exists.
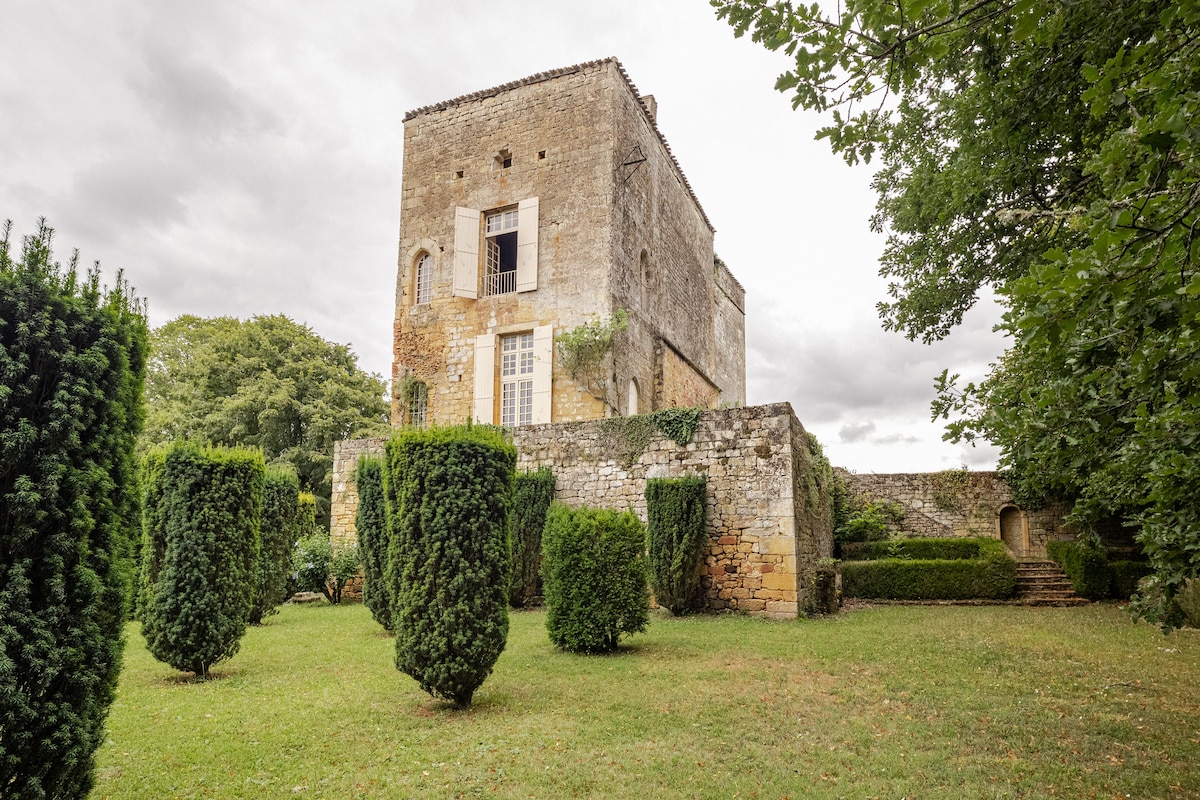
[403,379,429,429]
[628,378,640,415]
[414,253,432,305]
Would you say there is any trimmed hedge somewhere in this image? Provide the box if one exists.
[1046,541,1152,600]
[249,467,301,624]
[141,443,264,676]
[645,475,709,615]
[542,504,650,653]
[0,224,148,800]
[509,467,556,608]
[385,425,516,708]
[840,537,986,562]
[355,456,391,628]
[841,538,1017,600]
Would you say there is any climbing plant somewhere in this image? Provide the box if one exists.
[555,310,628,411]
[599,407,703,468]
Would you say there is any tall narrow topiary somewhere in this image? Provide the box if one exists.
[0,220,148,799]
[141,443,264,677]
[355,456,392,629]
[645,475,709,615]
[249,467,300,624]
[385,425,516,708]
[509,467,556,607]
[542,503,649,653]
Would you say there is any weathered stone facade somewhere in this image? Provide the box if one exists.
[392,59,745,427]
[329,404,832,618]
[836,469,1074,558]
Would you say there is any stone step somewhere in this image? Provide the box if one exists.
[1013,560,1086,604]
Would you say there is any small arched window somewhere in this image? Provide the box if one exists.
[414,253,432,305]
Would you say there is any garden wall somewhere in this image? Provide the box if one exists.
[330,403,833,618]
[836,469,1073,558]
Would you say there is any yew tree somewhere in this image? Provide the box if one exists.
[715,0,1200,626]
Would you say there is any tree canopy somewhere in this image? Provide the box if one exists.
[714,0,1200,625]
[142,314,389,522]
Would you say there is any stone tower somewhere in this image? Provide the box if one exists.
[392,58,745,428]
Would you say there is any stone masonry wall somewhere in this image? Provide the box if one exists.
[330,436,388,547]
[328,403,831,618]
[837,469,1073,558]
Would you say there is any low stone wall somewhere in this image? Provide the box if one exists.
[837,469,1072,558]
[330,437,388,548]
[328,403,832,618]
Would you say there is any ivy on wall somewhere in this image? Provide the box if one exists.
[599,407,703,469]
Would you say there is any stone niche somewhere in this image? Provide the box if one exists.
[330,403,832,618]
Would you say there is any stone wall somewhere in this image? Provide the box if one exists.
[328,403,831,618]
[330,436,388,547]
[836,469,1073,558]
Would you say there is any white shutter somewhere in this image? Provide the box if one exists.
[453,207,480,299]
[472,334,495,423]
[515,196,539,293]
[531,325,552,424]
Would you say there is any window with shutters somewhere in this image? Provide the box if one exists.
[500,332,535,426]
[484,208,519,297]
[473,326,552,426]
[414,253,432,305]
[453,197,539,298]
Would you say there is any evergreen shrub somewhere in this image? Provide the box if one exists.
[542,503,650,653]
[645,474,708,615]
[0,221,148,800]
[1046,541,1112,600]
[355,456,391,627]
[140,443,264,677]
[509,467,556,608]
[249,467,300,624]
[840,537,984,561]
[385,425,516,707]
[1110,560,1153,599]
[841,539,1016,600]
[835,499,906,543]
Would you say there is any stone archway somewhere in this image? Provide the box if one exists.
[999,506,1026,557]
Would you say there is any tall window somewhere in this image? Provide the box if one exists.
[484,208,519,296]
[414,253,432,305]
[406,380,429,429]
[500,332,534,426]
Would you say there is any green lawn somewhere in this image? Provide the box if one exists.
[93,602,1200,799]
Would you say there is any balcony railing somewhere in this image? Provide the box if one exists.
[484,268,516,297]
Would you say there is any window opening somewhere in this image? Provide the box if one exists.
[404,379,429,429]
[414,253,432,305]
[454,169,464,179]
[537,150,546,160]
[495,149,512,169]
[484,208,519,296]
[500,332,535,426]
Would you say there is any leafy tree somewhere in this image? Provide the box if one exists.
[140,443,264,677]
[509,467,556,608]
[385,425,516,707]
[355,456,392,628]
[645,475,709,615]
[555,310,628,412]
[141,314,389,525]
[542,504,649,653]
[714,0,1200,626]
[0,219,147,799]
[249,467,301,624]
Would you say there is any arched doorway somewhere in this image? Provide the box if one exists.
[999,506,1026,557]
[628,378,640,415]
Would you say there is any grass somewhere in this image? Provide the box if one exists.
[93,602,1200,799]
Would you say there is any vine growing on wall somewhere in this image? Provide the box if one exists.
[555,310,628,413]
[930,468,970,513]
[600,407,703,469]
[398,375,429,428]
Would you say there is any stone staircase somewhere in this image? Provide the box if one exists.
[1015,560,1089,606]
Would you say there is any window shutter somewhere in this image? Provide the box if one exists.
[531,325,552,424]
[453,207,480,299]
[473,334,495,423]
[515,196,539,293]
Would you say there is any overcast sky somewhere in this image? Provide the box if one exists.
[2,0,1007,473]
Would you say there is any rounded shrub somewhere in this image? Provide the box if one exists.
[509,467,556,608]
[0,222,148,799]
[140,443,264,677]
[384,425,516,708]
[542,503,649,653]
[645,475,709,615]
[249,466,300,624]
[355,455,392,628]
